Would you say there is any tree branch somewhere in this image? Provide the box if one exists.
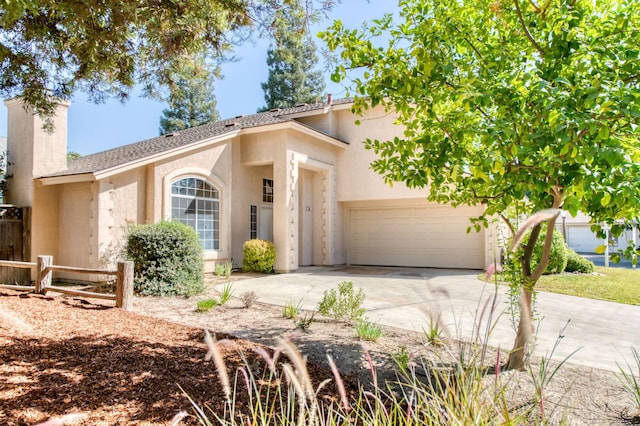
[500,213,516,236]
[513,0,545,57]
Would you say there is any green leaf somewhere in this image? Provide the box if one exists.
[598,126,610,140]
[594,245,607,254]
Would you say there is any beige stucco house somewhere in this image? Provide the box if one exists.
[5,97,496,277]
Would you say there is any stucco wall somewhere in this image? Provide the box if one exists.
[57,182,92,271]
[5,99,69,207]
[97,169,148,268]
[229,147,273,267]
[153,141,233,272]
[331,108,428,202]
[30,183,60,263]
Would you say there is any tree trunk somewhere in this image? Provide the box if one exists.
[505,189,563,370]
[506,287,533,370]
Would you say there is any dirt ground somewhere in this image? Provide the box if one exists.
[0,275,638,425]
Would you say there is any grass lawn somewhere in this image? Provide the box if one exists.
[481,266,640,305]
[535,266,640,305]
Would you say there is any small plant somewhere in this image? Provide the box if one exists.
[217,282,234,305]
[528,321,579,422]
[239,291,258,308]
[243,239,276,273]
[214,261,233,279]
[293,310,314,331]
[317,281,366,323]
[616,347,640,419]
[282,299,302,319]
[424,316,445,346]
[196,298,218,312]
[355,319,383,342]
[392,345,411,373]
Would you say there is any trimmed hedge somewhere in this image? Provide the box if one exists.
[243,239,276,273]
[125,221,205,296]
[565,248,595,273]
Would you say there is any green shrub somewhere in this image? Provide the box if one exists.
[530,227,568,275]
[196,298,218,312]
[564,248,595,273]
[243,239,276,273]
[317,281,366,323]
[125,221,205,296]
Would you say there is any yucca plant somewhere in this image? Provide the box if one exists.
[217,282,235,305]
[282,299,302,319]
[616,346,640,421]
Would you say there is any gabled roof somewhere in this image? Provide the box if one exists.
[42,98,353,181]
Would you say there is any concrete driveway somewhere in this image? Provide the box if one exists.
[229,266,640,372]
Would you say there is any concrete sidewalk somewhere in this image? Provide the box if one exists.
[228,266,640,372]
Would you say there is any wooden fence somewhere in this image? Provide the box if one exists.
[0,205,31,285]
[0,255,133,311]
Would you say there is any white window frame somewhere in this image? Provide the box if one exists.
[171,177,220,251]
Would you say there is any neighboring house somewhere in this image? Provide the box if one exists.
[558,212,638,254]
[4,97,497,279]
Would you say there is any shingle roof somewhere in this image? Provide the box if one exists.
[43,97,353,178]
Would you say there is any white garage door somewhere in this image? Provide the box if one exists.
[566,226,602,253]
[348,205,485,269]
[567,225,635,253]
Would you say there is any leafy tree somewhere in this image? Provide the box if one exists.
[322,0,640,369]
[259,2,326,111]
[0,0,335,122]
[159,59,220,134]
[67,152,81,161]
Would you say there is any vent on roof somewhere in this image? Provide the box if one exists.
[164,132,179,137]
[225,122,240,127]
[234,115,244,118]
[295,103,308,107]
[269,108,282,112]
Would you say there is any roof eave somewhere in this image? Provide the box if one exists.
[39,173,95,186]
[93,130,240,180]
[241,121,348,148]
[281,101,353,119]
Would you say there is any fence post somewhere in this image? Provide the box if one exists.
[116,261,134,311]
[35,255,52,294]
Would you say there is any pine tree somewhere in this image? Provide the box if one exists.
[159,60,220,134]
[259,3,325,111]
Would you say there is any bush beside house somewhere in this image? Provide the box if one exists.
[531,228,568,275]
[565,248,595,273]
[125,221,205,296]
[243,239,276,273]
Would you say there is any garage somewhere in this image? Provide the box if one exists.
[566,225,635,254]
[566,226,603,253]
[347,203,485,269]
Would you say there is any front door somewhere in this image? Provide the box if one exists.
[260,206,273,242]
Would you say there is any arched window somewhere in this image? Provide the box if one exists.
[171,177,219,250]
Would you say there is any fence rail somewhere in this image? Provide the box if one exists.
[0,255,133,311]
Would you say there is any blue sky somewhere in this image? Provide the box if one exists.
[0,0,392,156]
